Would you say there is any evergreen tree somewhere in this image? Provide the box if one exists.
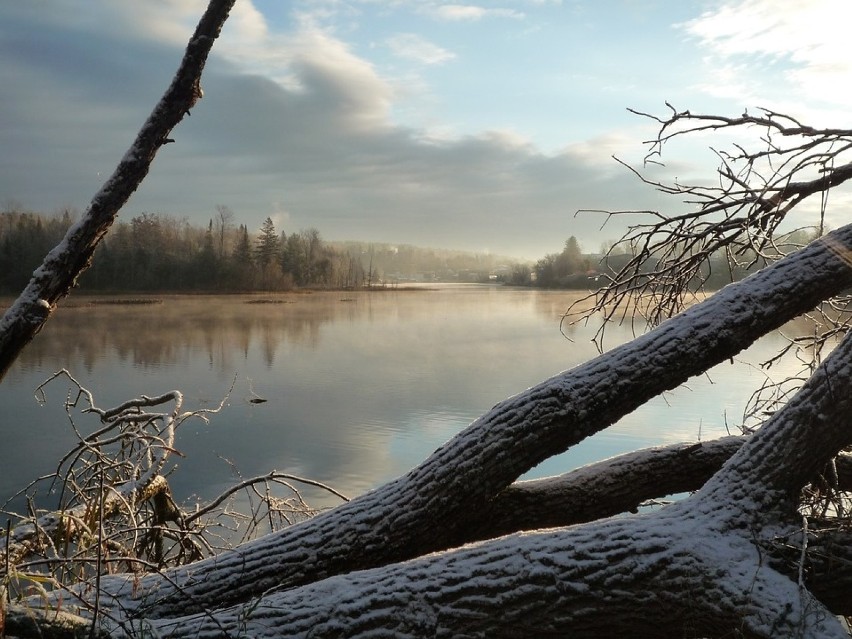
[281,233,303,282]
[533,236,587,288]
[255,217,280,268]
[561,236,583,273]
[233,224,252,266]
[254,217,281,289]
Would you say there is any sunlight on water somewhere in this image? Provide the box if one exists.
[0,286,820,511]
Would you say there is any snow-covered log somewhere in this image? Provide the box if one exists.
[27,273,844,638]
[478,439,852,540]
[131,512,847,639]
[470,435,747,539]
[38,224,847,630]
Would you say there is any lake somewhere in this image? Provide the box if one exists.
[0,285,806,513]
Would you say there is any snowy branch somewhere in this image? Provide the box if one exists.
[51,224,852,622]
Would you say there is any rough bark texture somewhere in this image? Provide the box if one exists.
[109,514,849,638]
[473,435,746,539]
[0,0,235,381]
[49,313,848,639]
[59,225,852,624]
[12,523,852,637]
[479,441,852,540]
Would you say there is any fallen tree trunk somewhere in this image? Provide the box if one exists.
[473,435,747,538]
[49,224,851,626]
[131,514,838,639]
[11,518,852,637]
[478,439,852,540]
[29,278,844,638]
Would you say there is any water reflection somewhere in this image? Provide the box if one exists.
[0,286,823,511]
[13,296,332,372]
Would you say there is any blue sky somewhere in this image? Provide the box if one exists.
[1,1,849,259]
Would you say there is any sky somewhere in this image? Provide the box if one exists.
[1,0,850,260]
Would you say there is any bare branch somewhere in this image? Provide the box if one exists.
[575,106,852,340]
[0,0,236,381]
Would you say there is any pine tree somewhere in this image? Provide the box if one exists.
[255,217,280,268]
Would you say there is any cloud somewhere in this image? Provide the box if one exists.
[0,0,668,260]
[386,33,456,65]
[679,0,852,119]
[682,0,842,59]
[423,4,525,21]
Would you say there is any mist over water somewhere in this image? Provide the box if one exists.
[0,285,801,512]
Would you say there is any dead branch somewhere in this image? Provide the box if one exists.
[0,0,236,381]
[574,105,852,340]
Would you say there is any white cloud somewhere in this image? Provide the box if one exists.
[683,0,842,59]
[291,30,396,131]
[220,2,271,46]
[424,4,525,21]
[680,0,852,119]
[0,0,672,259]
[386,33,456,64]
[563,132,643,168]
[208,7,396,131]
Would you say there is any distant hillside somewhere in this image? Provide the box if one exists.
[332,241,527,284]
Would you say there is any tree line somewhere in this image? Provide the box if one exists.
[335,240,521,284]
[0,205,365,293]
[1,206,818,296]
[0,205,533,294]
[516,229,820,290]
[505,234,620,288]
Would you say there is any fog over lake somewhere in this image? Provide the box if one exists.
[0,285,805,512]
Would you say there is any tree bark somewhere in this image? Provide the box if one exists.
[478,440,852,541]
[42,308,845,638]
[13,521,852,637]
[472,435,746,539]
[25,433,852,637]
[60,225,852,624]
[0,0,235,381]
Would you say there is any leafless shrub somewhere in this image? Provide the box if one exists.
[0,370,347,601]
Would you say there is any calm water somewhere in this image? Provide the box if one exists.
[0,285,805,511]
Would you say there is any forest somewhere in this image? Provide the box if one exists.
[0,206,811,294]
[0,207,362,293]
[0,206,530,294]
[522,231,820,290]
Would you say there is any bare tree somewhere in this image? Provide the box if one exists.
[574,104,852,428]
[3,3,852,634]
[214,204,235,259]
[578,105,852,333]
